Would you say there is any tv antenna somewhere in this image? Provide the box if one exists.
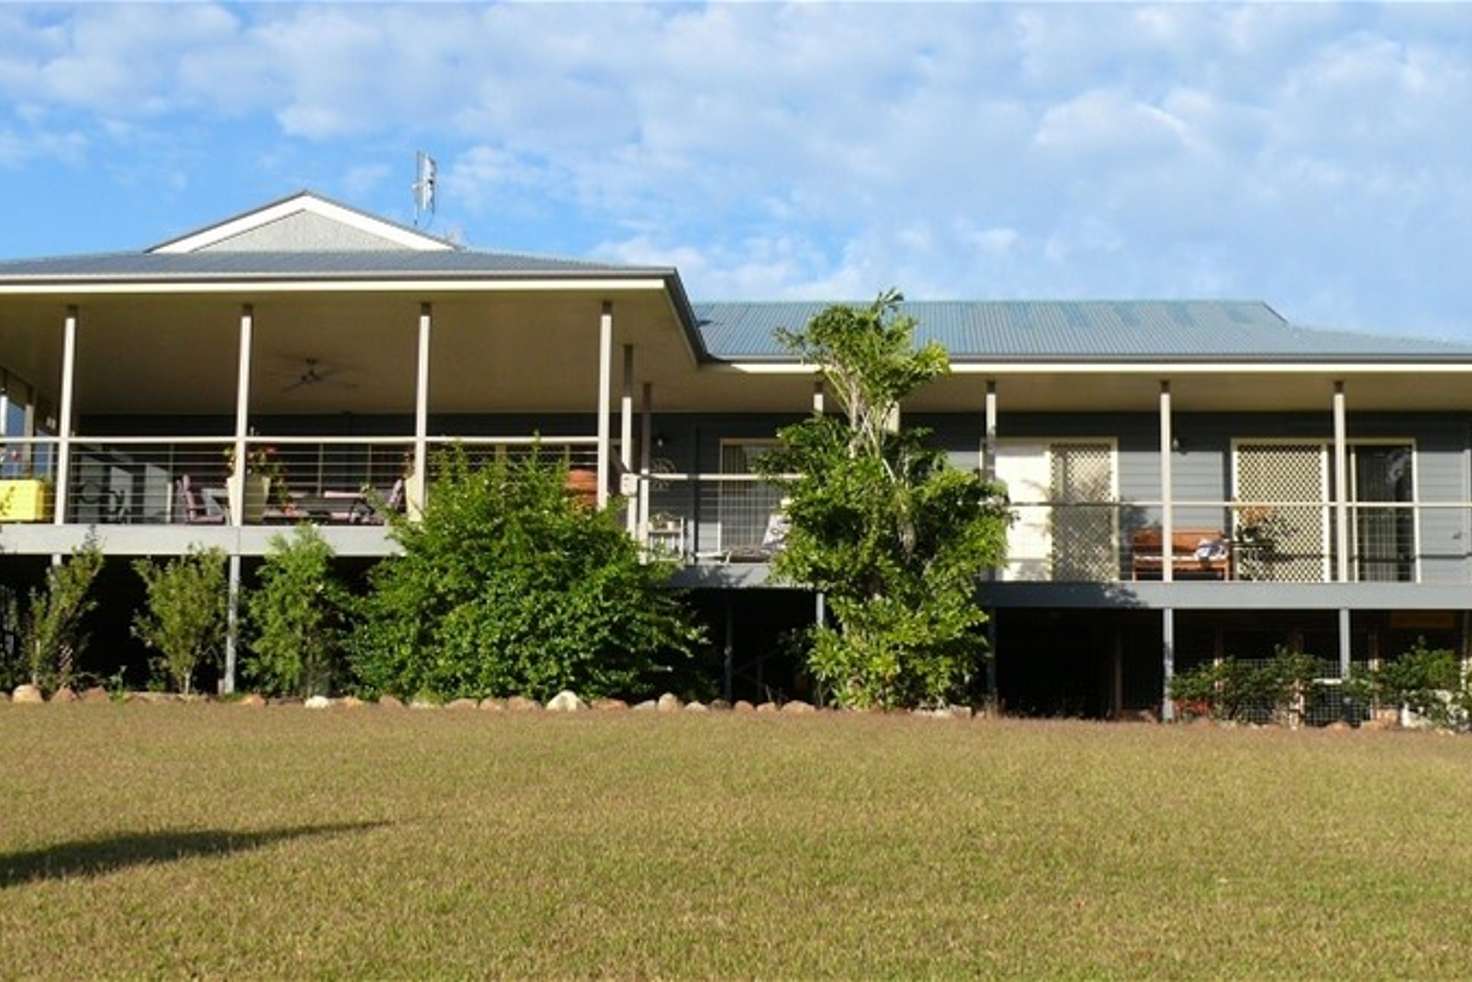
[411,151,437,227]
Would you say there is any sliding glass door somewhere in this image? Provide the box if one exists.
[1351,443,1415,582]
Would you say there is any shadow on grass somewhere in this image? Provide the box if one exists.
[1,821,387,889]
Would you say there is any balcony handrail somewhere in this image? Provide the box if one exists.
[244,435,414,446]
[424,434,599,445]
[1009,498,1472,509]
[13,434,599,447]
[635,472,802,482]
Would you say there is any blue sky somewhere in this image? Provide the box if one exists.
[2,3,1470,339]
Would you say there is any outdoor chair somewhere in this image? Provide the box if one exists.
[344,477,406,525]
[174,474,227,525]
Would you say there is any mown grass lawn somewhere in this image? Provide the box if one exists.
[3,705,1471,978]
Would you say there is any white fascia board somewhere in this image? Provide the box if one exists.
[149,194,454,253]
[0,277,668,296]
[704,361,1472,374]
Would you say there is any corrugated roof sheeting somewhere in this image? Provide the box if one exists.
[691,299,1472,359]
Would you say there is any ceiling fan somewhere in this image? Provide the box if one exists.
[269,357,360,394]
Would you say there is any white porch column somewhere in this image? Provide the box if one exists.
[410,302,431,517]
[1159,380,1174,722]
[812,379,825,415]
[52,306,78,526]
[1161,608,1176,722]
[621,343,635,534]
[596,302,613,510]
[639,382,653,542]
[229,304,253,527]
[1333,381,1349,583]
[1159,380,1173,584]
[223,554,241,695]
[983,379,998,480]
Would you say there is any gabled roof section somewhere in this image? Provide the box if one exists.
[692,299,1472,363]
[148,191,459,254]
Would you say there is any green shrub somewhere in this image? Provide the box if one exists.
[132,547,229,695]
[349,447,703,701]
[1170,647,1333,724]
[0,584,24,691]
[246,526,350,697]
[1346,639,1466,729]
[21,537,104,690]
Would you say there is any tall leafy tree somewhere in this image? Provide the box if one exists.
[350,448,703,700]
[759,290,1010,709]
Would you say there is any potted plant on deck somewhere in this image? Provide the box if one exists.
[1233,505,1292,580]
[224,445,290,523]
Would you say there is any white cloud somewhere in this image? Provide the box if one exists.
[0,126,87,169]
[343,162,391,196]
[1033,89,1194,156]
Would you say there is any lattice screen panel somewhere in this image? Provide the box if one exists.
[1234,442,1328,582]
[1050,442,1116,582]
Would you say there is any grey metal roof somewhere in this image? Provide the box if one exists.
[0,250,670,280]
[691,300,1472,361]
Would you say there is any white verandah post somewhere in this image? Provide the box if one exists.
[1333,381,1351,717]
[223,303,253,695]
[229,304,253,526]
[410,302,432,518]
[812,378,828,630]
[1160,379,1174,721]
[983,379,998,712]
[621,343,635,535]
[639,382,653,546]
[52,306,78,527]
[596,302,613,510]
[1333,381,1349,585]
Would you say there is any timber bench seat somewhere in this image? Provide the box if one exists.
[1131,527,1232,580]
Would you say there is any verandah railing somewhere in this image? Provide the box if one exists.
[632,471,795,563]
[1001,498,1430,584]
[0,434,612,527]
[0,439,1460,585]
[623,475,1454,581]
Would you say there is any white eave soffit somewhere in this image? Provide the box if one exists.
[147,193,455,254]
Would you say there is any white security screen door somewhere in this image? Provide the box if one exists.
[997,443,1052,581]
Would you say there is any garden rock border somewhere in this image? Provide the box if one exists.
[546,691,588,712]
